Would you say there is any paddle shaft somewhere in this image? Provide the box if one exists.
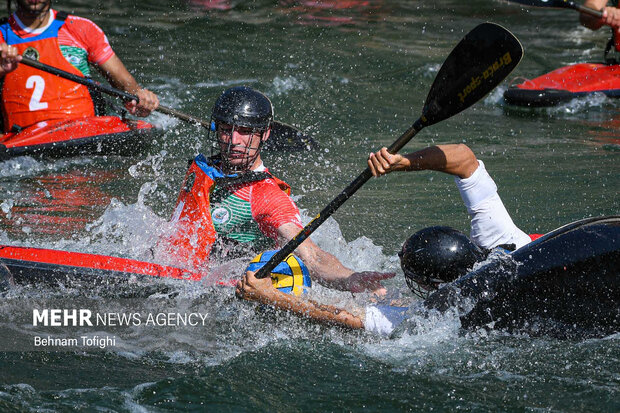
[19,56,212,128]
[571,3,603,18]
[507,0,620,51]
[254,118,424,279]
[253,22,524,279]
[507,0,602,18]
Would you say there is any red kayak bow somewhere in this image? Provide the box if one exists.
[504,63,620,107]
[0,244,241,287]
[0,116,156,160]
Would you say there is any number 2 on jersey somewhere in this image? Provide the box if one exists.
[26,75,48,111]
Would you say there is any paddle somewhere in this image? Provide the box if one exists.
[505,0,603,18]
[254,22,524,280]
[18,56,315,151]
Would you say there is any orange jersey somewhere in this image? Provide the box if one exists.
[0,10,114,131]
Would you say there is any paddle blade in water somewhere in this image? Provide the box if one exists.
[421,22,523,126]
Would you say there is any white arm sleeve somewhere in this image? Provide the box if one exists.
[454,160,531,249]
[364,305,409,336]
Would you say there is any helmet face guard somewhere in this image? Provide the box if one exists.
[401,264,444,300]
[210,123,269,174]
[207,86,273,174]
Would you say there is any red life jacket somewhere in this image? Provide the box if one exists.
[0,12,95,132]
[159,155,291,270]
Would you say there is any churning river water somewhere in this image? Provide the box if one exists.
[0,0,618,411]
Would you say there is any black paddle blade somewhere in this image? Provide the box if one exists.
[263,121,318,152]
[421,22,523,126]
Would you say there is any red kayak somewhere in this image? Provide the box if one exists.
[504,63,620,107]
[0,115,156,160]
[0,244,236,288]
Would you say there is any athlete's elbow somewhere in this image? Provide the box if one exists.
[453,144,479,178]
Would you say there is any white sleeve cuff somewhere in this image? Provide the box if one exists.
[364,305,409,336]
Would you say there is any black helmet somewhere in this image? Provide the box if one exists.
[208,87,273,174]
[211,86,273,130]
[399,226,487,298]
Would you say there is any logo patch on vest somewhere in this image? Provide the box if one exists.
[23,47,40,61]
[211,206,231,224]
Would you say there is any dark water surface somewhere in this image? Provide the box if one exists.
[0,0,618,411]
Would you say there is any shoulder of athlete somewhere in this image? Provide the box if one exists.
[60,12,108,43]
[61,13,114,65]
[251,176,294,200]
[249,177,302,228]
[61,12,101,29]
[256,170,291,193]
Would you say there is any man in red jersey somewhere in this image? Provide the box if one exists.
[0,0,158,132]
[162,86,394,295]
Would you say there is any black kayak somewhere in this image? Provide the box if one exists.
[423,216,620,339]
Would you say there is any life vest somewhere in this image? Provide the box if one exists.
[161,154,291,270]
[0,12,95,132]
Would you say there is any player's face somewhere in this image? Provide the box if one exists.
[15,0,51,16]
[217,123,269,171]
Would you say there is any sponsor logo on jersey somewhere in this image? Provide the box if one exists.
[211,206,231,224]
[23,47,40,61]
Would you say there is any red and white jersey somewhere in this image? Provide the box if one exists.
[204,161,303,243]
[221,165,303,240]
[162,155,302,270]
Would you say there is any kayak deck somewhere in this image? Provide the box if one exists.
[0,116,157,160]
[0,244,206,287]
[424,216,620,339]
